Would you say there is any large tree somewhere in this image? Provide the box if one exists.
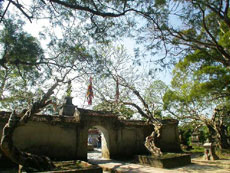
[90,45,160,121]
[163,56,230,149]
[0,15,110,171]
[90,45,178,156]
[0,0,146,43]
[0,17,92,109]
[2,1,229,69]
[162,5,230,148]
[0,19,49,170]
[164,87,230,149]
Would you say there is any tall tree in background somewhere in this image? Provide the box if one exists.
[163,48,230,149]
[91,45,171,121]
[92,45,138,119]
[144,80,169,119]
[138,0,230,149]
[164,82,230,149]
[91,45,155,120]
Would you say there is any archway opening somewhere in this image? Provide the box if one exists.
[87,126,110,160]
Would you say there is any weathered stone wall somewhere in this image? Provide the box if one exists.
[0,112,80,160]
[114,122,153,159]
[156,119,182,152]
[0,110,181,162]
[73,109,154,160]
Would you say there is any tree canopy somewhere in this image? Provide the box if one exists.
[0,18,45,109]
[1,0,229,67]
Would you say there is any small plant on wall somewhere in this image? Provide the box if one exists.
[66,80,72,97]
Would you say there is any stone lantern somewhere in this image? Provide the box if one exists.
[191,131,201,146]
[203,142,219,160]
[59,96,76,116]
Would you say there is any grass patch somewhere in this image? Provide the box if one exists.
[151,153,189,159]
[216,149,230,159]
[190,146,204,153]
[182,146,204,153]
[137,154,191,168]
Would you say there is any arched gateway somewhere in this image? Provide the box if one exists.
[71,108,156,160]
[0,108,181,161]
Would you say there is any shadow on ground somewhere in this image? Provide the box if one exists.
[88,149,230,173]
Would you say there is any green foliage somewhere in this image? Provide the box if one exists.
[171,48,230,100]
[216,149,230,159]
[154,0,166,7]
[163,14,230,147]
[190,146,204,153]
[134,0,230,72]
[179,123,209,150]
[164,12,230,113]
[144,80,169,119]
[0,18,46,110]
[0,19,43,69]
[179,124,193,146]
[66,81,72,97]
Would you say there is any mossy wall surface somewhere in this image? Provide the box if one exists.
[137,154,191,168]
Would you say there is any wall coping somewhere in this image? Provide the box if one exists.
[78,108,118,118]
[0,110,175,127]
[0,111,80,125]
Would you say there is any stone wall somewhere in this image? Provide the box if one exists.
[0,112,80,160]
[0,110,181,161]
[72,108,154,160]
[156,119,182,152]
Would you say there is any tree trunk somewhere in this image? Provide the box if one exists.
[1,111,55,172]
[206,124,216,143]
[144,123,163,157]
[206,123,230,149]
[1,81,60,171]
[216,125,230,149]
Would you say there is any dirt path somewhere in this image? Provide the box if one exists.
[88,157,230,173]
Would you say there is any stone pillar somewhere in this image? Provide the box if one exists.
[203,142,219,160]
[156,119,182,153]
[59,96,76,116]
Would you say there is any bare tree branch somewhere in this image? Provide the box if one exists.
[8,0,33,22]
[49,0,132,18]
[0,1,11,23]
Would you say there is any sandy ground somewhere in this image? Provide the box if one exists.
[88,148,230,173]
[1,149,229,173]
